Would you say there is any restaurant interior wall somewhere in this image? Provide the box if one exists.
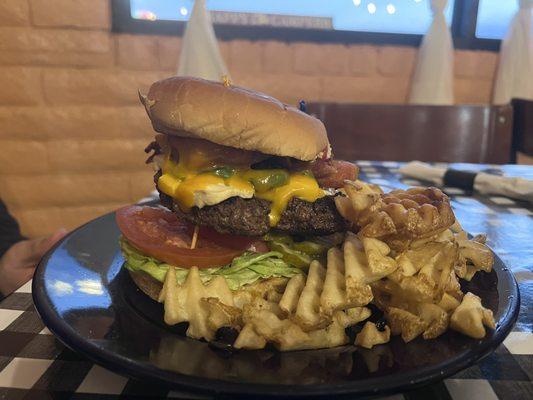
[0,0,500,237]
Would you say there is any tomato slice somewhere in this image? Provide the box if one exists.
[116,206,257,268]
[248,241,269,253]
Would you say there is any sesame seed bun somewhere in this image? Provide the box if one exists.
[128,269,162,302]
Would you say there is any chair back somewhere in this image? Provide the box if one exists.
[511,98,533,162]
[306,103,513,163]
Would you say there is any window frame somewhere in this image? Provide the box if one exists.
[451,0,500,51]
[112,0,501,51]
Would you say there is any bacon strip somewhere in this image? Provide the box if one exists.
[311,159,359,189]
[144,140,161,164]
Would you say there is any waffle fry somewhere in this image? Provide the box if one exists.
[235,308,366,351]
[355,322,391,349]
[338,181,455,249]
[292,251,375,331]
[337,307,372,327]
[393,241,448,280]
[240,277,289,306]
[382,187,456,243]
[416,303,449,339]
[444,269,464,302]
[232,324,267,350]
[159,245,374,350]
[293,260,329,330]
[243,310,312,350]
[159,270,285,341]
[450,292,495,339]
[385,307,427,342]
[320,247,348,315]
[279,274,306,315]
[343,233,396,306]
[455,234,494,281]
[370,222,497,343]
[319,247,374,316]
[242,296,284,325]
[236,244,374,350]
[202,297,242,333]
[367,232,466,342]
[384,238,458,303]
[438,292,462,312]
[159,266,240,340]
[279,244,376,324]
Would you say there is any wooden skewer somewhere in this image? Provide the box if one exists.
[222,75,231,87]
[190,225,199,250]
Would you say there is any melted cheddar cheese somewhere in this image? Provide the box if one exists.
[255,174,324,226]
[157,151,324,226]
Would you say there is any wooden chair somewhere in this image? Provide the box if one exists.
[306,103,513,164]
[510,98,533,163]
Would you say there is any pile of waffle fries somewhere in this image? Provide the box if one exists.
[158,180,496,351]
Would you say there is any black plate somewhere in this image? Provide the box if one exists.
[32,208,520,398]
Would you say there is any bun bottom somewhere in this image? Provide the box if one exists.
[128,269,163,302]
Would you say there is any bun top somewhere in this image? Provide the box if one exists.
[140,76,329,161]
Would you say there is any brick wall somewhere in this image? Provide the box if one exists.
[0,0,499,237]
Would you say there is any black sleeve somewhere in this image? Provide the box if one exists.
[0,199,25,259]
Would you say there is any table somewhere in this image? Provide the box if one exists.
[0,161,531,399]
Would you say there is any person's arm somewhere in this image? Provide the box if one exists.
[0,200,25,259]
[0,200,66,298]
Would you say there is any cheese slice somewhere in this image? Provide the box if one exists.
[255,174,325,226]
[158,172,253,210]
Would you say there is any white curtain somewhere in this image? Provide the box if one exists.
[177,0,230,80]
[493,0,533,104]
[409,0,454,105]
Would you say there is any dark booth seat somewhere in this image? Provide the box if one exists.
[511,98,533,163]
[307,103,513,164]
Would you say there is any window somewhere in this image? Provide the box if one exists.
[112,0,513,50]
[130,0,455,35]
[475,0,518,40]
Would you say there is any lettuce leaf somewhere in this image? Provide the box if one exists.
[120,238,302,290]
[263,232,344,268]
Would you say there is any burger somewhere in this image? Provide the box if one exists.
[117,76,358,303]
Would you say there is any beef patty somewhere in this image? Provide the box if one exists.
[158,189,346,237]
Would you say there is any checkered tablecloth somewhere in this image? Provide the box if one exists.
[1,162,531,400]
